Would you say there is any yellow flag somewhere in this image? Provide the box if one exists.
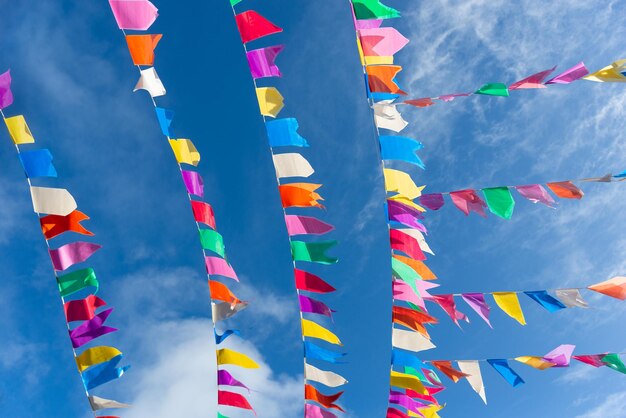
[256,87,284,118]
[75,346,122,372]
[302,319,342,346]
[365,55,394,65]
[515,356,554,370]
[492,292,526,325]
[389,370,427,394]
[356,38,365,66]
[384,168,425,199]
[216,348,259,369]
[4,115,35,144]
[169,139,200,166]
[409,405,443,418]
[584,59,626,82]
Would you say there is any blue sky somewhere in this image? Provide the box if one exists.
[0,0,625,417]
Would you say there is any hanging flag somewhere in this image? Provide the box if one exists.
[246,45,284,79]
[205,256,238,281]
[404,98,436,108]
[69,308,118,348]
[390,229,426,260]
[64,295,107,322]
[373,102,408,132]
[285,215,334,236]
[392,306,438,336]
[305,404,338,418]
[545,62,589,84]
[450,190,488,217]
[88,395,130,411]
[18,149,57,178]
[256,87,284,117]
[295,269,336,293]
[217,390,255,413]
[487,359,524,387]
[390,371,427,394]
[190,201,216,229]
[199,229,225,257]
[304,341,346,363]
[305,363,348,388]
[217,370,250,392]
[209,280,241,305]
[155,107,174,136]
[555,289,589,308]
[386,408,408,418]
[475,83,509,96]
[291,241,338,264]
[515,184,556,207]
[265,118,309,147]
[212,301,248,322]
[392,328,436,353]
[431,361,469,383]
[81,354,129,390]
[388,199,425,222]
[492,292,526,325]
[546,181,583,199]
[584,59,626,82]
[76,346,122,372]
[302,319,342,345]
[431,295,468,326]
[419,194,445,211]
[272,153,315,178]
[133,67,166,97]
[573,354,607,368]
[391,349,429,372]
[393,281,425,309]
[438,92,472,102]
[457,361,487,404]
[125,34,162,66]
[359,27,409,57]
[393,254,437,280]
[30,186,77,216]
[215,329,240,345]
[235,10,283,43]
[509,66,556,90]
[216,348,259,369]
[524,290,567,312]
[169,139,200,166]
[388,391,426,416]
[601,354,626,374]
[384,168,424,199]
[4,115,35,144]
[305,384,344,411]
[482,187,515,219]
[461,293,492,327]
[0,70,13,109]
[299,295,334,318]
[181,170,204,197]
[279,183,324,208]
[40,210,94,240]
[396,228,433,255]
[588,277,626,300]
[543,344,575,367]
[49,242,102,271]
[514,356,555,370]
[57,268,99,297]
[379,136,424,168]
[367,65,406,95]
[108,0,158,30]
[352,0,401,20]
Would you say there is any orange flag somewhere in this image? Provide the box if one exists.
[304,384,344,411]
[125,34,163,66]
[392,305,438,337]
[367,65,406,95]
[546,181,584,199]
[431,361,470,383]
[40,210,94,240]
[588,277,626,300]
[209,280,241,305]
[279,183,324,208]
[392,254,437,280]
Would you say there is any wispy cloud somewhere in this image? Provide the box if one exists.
[575,390,626,418]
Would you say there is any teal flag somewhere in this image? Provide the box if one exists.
[291,241,338,264]
[475,83,509,97]
[57,268,99,297]
[199,229,225,257]
[352,0,400,20]
[602,354,626,374]
[391,257,420,294]
[482,187,515,219]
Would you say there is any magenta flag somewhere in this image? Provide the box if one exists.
[359,27,409,57]
[393,280,425,309]
[438,92,471,102]
[461,293,492,328]
[305,404,338,418]
[0,70,14,109]
[181,170,204,197]
[388,391,427,415]
[49,242,102,271]
[419,193,445,211]
[431,294,468,326]
[509,66,556,90]
[573,354,607,368]
[109,0,158,30]
[450,189,487,217]
[299,295,334,318]
[515,184,556,207]
[69,308,117,348]
[387,199,425,219]
[285,215,334,236]
[217,370,250,392]
[543,344,575,367]
[545,62,589,84]
[246,45,284,79]
[386,408,409,418]
[205,256,238,282]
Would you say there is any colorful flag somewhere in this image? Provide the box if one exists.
[108,0,158,30]
[295,269,336,293]
[546,181,584,199]
[69,308,118,348]
[461,293,491,326]
[0,70,13,109]
[379,136,425,168]
[359,27,408,57]
[57,268,99,297]
[305,404,338,418]
[482,187,515,219]
[215,329,240,344]
[5,115,35,144]
[265,118,308,147]
[509,66,556,90]
[475,83,509,96]
[450,189,488,217]
[191,201,216,229]
[285,215,334,236]
[543,344,575,367]
[390,229,426,260]
[279,183,324,208]
[291,241,338,264]
[272,153,315,178]
[125,34,162,66]
[247,45,284,79]
[487,359,524,387]
[299,295,334,318]
[367,65,406,95]
[302,319,342,345]
[390,371,427,394]
[217,390,255,413]
[209,280,241,305]
[235,10,283,43]
[81,354,129,390]
[601,354,626,374]
[40,210,93,240]
[199,229,225,257]
[49,242,102,271]
[155,107,174,136]
[133,67,166,97]
[181,170,204,197]
[256,87,284,117]
[584,59,626,82]
[419,194,445,211]
[524,290,567,312]
[588,277,626,300]
[352,0,401,20]
[305,384,344,411]
[492,292,526,325]
[304,341,346,363]
[76,346,122,372]
[545,62,589,84]
[169,139,200,166]
[384,168,424,199]
[515,184,556,207]
[205,256,238,281]
[216,348,259,369]
[64,295,107,322]
[18,149,57,178]
[431,360,469,383]
[217,370,250,392]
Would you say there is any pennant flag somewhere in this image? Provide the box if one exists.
[299,295,334,318]
[373,102,408,132]
[514,356,555,370]
[482,187,515,219]
[584,59,626,82]
[265,118,308,147]
[352,0,401,20]
[305,404,338,418]
[65,295,107,322]
[0,70,13,109]
[359,27,409,57]
[450,189,488,217]
[199,229,225,257]
[475,83,509,96]
[285,215,334,236]
[155,107,174,136]
[573,354,607,368]
[191,201,216,229]
[487,359,524,387]
[419,194,445,211]
[390,371,427,394]
[546,181,583,199]
[235,10,282,43]
[393,281,425,309]
[431,294,468,326]
[181,170,204,197]
[305,363,348,388]
[169,139,200,166]
[216,348,259,369]
[76,346,122,372]
[404,97,435,108]
[515,184,556,207]
[81,354,129,390]
[5,115,35,144]
[388,199,425,221]
[40,210,93,240]
[302,319,342,345]
[384,168,424,199]
[125,34,162,66]
[388,391,426,415]
[30,186,77,216]
[247,45,284,79]
[279,183,324,208]
[205,256,238,281]
[69,308,118,348]
[305,384,344,411]
[391,257,422,287]
[304,341,346,363]
[396,228,433,255]
[88,395,130,411]
[392,349,428,372]
[108,0,158,30]
[390,229,426,260]
[49,242,102,271]
[393,254,437,280]
[492,292,526,325]
[524,290,567,312]
[431,361,469,383]
[209,280,241,305]
[386,408,408,418]
[256,87,284,117]
[367,65,406,95]
[218,390,255,413]
[546,62,589,84]
[457,361,487,404]
[392,305,438,336]
[230,0,243,5]
[439,92,472,102]
[57,268,99,297]
[291,241,338,265]
[212,301,248,322]
[509,66,556,90]
[295,269,336,293]
[379,136,425,168]
[218,370,250,392]
[392,328,436,353]
[543,344,575,367]
[588,277,626,300]
[133,67,166,97]
[601,354,626,374]
[215,329,240,345]
[272,153,315,178]
[555,289,589,308]
[19,149,57,178]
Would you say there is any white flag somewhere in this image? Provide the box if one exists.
[304,363,348,388]
[272,153,315,178]
[373,101,408,132]
[134,67,166,97]
[212,301,247,322]
[30,186,77,216]
[555,289,589,308]
[88,395,131,411]
[457,360,487,404]
[392,328,436,353]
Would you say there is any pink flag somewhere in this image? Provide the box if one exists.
[515,184,556,207]
[545,62,589,84]
[217,369,250,392]
[181,170,204,197]
[49,242,102,271]
[246,45,284,79]
[359,27,409,57]
[393,280,425,309]
[438,92,471,102]
[69,308,117,348]
[543,344,575,367]
[109,0,158,30]
[573,354,607,368]
[431,294,468,326]
[305,404,338,418]
[509,66,556,90]
[285,215,335,236]
[351,7,382,30]
[205,256,238,281]
[449,190,487,217]
[0,70,14,109]
[461,293,492,327]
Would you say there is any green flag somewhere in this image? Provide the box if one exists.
[391,257,421,295]
[475,83,509,97]
[291,241,338,264]
[482,187,515,219]
[229,0,242,6]
[602,354,626,374]
[217,413,230,418]
[352,0,400,20]
[57,268,99,297]
[199,229,225,257]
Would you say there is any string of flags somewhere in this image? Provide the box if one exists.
[228,1,347,416]
[0,70,130,416]
[106,1,261,416]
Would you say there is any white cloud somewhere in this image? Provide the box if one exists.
[575,390,626,418]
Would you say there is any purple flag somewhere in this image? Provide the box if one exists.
[0,70,13,109]
[217,369,250,392]
[299,295,334,318]
[450,190,487,217]
[246,45,284,79]
[388,391,427,415]
[305,404,338,418]
[181,170,204,197]
[389,213,427,232]
[438,92,471,102]
[387,199,425,219]
[515,184,556,207]
[49,242,102,271]
[543,344,575,367]
[419,193,445,211]
[109,0,159,30]
[509,66,556,90]
[461,293,492,328]
[69,308,118,348]
[545,62,589,84]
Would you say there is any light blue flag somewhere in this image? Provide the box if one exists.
[155,107,174,136]
[215,329,240,344]
[487,359,524,387]
[379,136,425,168]
[392,348,425,370]
[19,149,57,178]
[524,291,567,313]
[81,354,130,390]
[265,118,309,148]
[304,341,346,363]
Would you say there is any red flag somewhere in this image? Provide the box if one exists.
[392,305,438,337]
[305,384,344,411]
[64,295,107,322]
[218,390,255,414]
[295,269,336,293]
[235,11,283,43]
[387,407,409,418]
[367,65,406,95]
[191,201,216,229]
[546,181,584,199]
[125,34,162,66]
[40,210,94,240]
[390,229,426,261]
[431,360,470,383]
